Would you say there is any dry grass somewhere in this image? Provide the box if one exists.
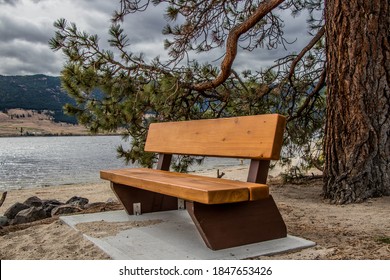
[0,109,90,137]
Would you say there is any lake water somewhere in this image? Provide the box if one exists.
[0,136,242,191]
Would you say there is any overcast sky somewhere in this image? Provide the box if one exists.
[0,0,312,77]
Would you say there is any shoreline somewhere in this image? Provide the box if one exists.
[0,108,125,137]
[0,133,122,138]
[0,181,115,216]
[0,178,112,193]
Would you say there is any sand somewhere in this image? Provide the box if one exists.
[0,166,389,260]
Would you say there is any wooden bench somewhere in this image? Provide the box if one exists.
[100,114,287,250]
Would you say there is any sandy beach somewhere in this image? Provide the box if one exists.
[0,166,389,260]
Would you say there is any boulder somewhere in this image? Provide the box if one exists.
[11,207,47,225]
[51,205,82,216]
[0,216,8,227]
[4,202,30,219]
[42,199,64,216]
[24,196,43,207]
[66,196,89,208]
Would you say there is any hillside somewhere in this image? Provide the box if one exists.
[0,74,77,124]
[0,109,90,137]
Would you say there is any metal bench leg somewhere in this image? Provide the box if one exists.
[186,195,287,250]
[111,183,178,215]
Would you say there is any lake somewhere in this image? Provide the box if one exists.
[0,135,242,191]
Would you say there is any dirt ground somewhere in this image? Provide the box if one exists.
[0,175,389,260]
[262,179,389,260]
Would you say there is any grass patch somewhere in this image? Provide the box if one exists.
[376,236,390,244]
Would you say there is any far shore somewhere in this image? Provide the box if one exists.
[0,132,122,138]
[0,108,129,137]
[0,108,90,137]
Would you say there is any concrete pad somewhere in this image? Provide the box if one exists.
[61,210,315,260]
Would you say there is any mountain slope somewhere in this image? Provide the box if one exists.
[0,74,77,123]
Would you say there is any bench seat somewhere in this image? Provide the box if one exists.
[100,168,269,204]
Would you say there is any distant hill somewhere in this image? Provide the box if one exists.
[0,74,77,124]
[0,108,91,137]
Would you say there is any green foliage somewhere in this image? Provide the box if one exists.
[376,236,390,244]
[171,156,204,173]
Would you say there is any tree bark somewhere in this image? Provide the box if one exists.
[324,0,390,203]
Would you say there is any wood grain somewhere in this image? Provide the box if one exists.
[100,168,269,204]
[144,114,286,160]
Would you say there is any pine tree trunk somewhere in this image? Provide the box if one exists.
[323,0,390,203]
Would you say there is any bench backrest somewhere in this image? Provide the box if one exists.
[145,114,286,160]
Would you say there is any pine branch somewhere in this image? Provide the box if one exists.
[287,69,326,122]
[189,0,285,91]
[288,26,325,82]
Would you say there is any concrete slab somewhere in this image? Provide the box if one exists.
[61,210,315,260]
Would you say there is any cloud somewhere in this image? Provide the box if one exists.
[0,14,52,44]
[0,0,117,75]
[0,0,20,6]
[0,40,60,75]
[0,0,314,76]
[0,3,59,75]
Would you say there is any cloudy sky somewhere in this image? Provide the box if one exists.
[0,0,312,76]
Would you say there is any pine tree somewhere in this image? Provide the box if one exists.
[50,0,389,203]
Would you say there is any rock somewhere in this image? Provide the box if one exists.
[51,205,82,216]
[66,196,89,208]
[106,198,117,204]
[24,196,43,207]
[4,202,30,219]
[0,216,8,227]
[11,207,47,225]
[42,199,64,216]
